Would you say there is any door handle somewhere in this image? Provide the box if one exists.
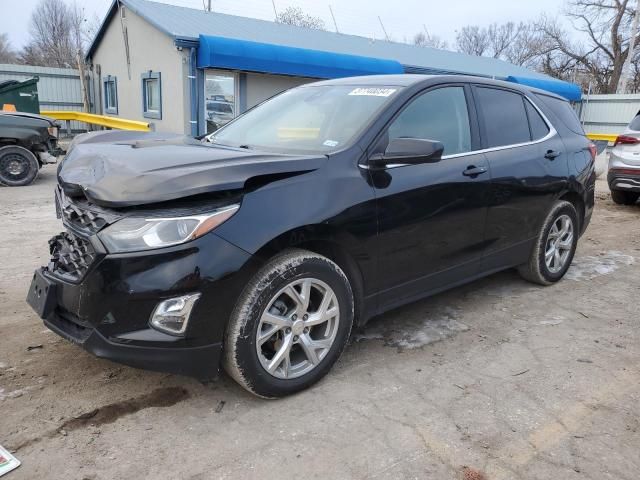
[462,165,488,177]
[544,149,561,160]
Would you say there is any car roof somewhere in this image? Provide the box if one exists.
[0,111,55,123]
[304,74,568,102]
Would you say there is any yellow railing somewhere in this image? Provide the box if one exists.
[41,110,151,132]
[586,133,618,143]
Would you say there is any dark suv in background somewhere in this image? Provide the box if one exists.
[27,75,595,398]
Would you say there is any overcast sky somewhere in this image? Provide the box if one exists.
[1,0,567,50]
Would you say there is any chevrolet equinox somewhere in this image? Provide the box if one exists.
[27,75,596,398]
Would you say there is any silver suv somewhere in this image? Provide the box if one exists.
[608,113,640,205]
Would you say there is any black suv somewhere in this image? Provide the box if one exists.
[27,75,595,398]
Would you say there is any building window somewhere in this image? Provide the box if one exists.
[103,75,118,114]
[142,71,162,119]
[205,70,237,133]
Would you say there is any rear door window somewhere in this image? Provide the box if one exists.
[475,87,531,148]
[525,100,550,140]
[534,93,584,135]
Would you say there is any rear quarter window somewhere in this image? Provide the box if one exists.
[628,113,640,131]
[534,93,584,135]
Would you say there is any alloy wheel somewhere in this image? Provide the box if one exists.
[256,278,340,379]
[544,214,574,273]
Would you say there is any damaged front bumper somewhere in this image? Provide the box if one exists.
[26,223,255,379]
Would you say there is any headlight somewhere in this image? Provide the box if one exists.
[98,205,239,253]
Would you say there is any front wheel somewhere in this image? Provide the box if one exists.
[518,200,579,285]
[224,249,354,398]
[0,145,39,186]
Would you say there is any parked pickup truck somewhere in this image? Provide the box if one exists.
[0,111,63,186]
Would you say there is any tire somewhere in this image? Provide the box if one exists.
[610,189,639,205]
[224,249,354,398]
[0,145,39,186]
[518,200,579,286]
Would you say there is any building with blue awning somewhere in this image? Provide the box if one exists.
[86,0,582,135]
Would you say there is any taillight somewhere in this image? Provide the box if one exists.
[609,167,640,176]
[613,135,640,146]
[588,143,597,160]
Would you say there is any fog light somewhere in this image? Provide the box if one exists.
[150,293,201,336]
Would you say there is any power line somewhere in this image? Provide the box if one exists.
[328,4,339,33]
[377,16,389,41]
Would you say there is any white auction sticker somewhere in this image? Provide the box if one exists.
[348,88,397,97]
[323,140,339,147]
[0,445,20,477]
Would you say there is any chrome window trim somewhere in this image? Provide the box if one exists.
[360,93,557,169]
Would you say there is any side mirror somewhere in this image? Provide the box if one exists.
[369,138,444,168]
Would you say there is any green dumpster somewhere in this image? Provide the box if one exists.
[0,77,40,113]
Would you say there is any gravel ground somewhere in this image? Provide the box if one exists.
[0,164,639,480]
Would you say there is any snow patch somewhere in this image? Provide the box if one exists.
[356,307,469,349]
[540,316,564,326]
[0,385,37,401]
[566,251,635,281]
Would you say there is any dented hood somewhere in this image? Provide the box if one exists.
[58,132,326,207]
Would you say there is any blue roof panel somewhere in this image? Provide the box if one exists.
[506,76,582,101]
[198,35,403,78]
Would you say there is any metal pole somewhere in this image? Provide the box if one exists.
[329,5,339,33]
[618,0,640,93]
[271,0,278,20]
[207,0,211,12]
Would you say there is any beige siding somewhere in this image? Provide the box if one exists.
[90,5,189,134]
[245,73,315,109]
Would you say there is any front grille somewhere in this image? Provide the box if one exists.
[48,231,96,281]
[61,199,108,233]
[55,187,115,235]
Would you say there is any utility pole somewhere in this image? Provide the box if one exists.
[207,0,211,12]
[378,16,389,41]
[328,5,339,33]
[618,0,640,93]
[271,0,279,20]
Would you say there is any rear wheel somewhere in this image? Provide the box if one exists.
[610,189,639,205]
[224,249,354,398]
[518,201,578,285]
[0,145,39,186]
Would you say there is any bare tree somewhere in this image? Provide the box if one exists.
[0,33,16,63]
[20,0,76,67]
[455,25,491,56]
[413,31,448,50]
[503,23,549,68]
[19,0,94,109]
[276,6,326,30]
[537,0,636,93]
[456,22,547,67]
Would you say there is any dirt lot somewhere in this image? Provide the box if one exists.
[1,165,639,480]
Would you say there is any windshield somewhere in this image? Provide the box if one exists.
[207,85,402,154]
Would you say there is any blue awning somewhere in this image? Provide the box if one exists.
[506,76,582,102]
[197,35,404,78]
